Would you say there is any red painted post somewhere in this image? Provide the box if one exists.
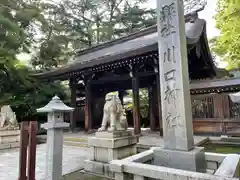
[27,121,37,180]
[18,121,29,180]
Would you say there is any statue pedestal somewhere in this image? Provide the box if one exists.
[84,130,138,178]
[0,129,20,150]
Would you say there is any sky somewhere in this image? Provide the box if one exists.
[145,0,220,38]
[144,0,226,68]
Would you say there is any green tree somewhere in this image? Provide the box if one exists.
[30,2,72,70]
[211,0,240,69]
[0,0,68,120]
[38,0,156,53]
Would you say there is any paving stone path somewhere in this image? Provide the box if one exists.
[0,144,90,180]
[0,131,208,180]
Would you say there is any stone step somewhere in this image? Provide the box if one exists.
[0,142,20,150]
[64,141,88,148]
[211,140,240,146]
[206,169,215,175]
[63,137,88,143]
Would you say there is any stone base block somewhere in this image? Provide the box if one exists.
[84,160,114,178]
[0,142,20,150]
[85,130,139,177]
[95,130,133,138]
[90,145,137,163]
[153,146,206,173]
[0,130,20,144]
[88,131,138,149]
[88,130,138,162]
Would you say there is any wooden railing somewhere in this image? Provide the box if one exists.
[191,93,240,136]
[192,95,214,118]
[193,119,240,135]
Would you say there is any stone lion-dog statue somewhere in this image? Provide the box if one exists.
[98,92,128,132]
[0,105,19,130]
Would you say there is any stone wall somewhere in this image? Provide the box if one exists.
[110,149,240,180]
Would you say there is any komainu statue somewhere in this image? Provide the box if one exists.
[98,92,128,132]
[0,105,19,130]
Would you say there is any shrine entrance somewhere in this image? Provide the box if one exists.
[35,12,217,134]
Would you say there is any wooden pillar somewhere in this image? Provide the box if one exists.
[85,79,92,132]
[18,121,28,180]
[213,94,224,119]
[70,77,77,131]
[132,74,141,135]
[27,121,37,180]
[213,94,227,133]
[155,74,163,136]
[148,86,156,131]
[222,94,230,119]
[118,90,124,106]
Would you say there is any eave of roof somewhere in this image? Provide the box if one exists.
[190,78,240,90]
[34,13,213,79]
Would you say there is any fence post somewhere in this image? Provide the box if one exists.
[18,121,29,180]
[27,121,37,180]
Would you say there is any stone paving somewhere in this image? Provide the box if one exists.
[63,129,209,147]
[0,144,90,180]
[0,130,209,180]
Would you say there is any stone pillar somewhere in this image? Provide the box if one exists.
[153,0,205,172]
[37,96,73,180]
[157,0,193,151]
[85,80,92,132]
[132,75,141,134]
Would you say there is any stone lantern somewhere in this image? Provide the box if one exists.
[37,95,74,180]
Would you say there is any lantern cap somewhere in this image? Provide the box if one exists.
[37,95,74,113]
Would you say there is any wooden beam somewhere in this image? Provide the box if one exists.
[90,71,156,85]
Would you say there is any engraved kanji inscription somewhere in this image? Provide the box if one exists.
[159,3,176,37]
[164,84,180,105]
[164,46,176,63]
[165,113,182,129]
[164,69,176,82]
[164,69,180,105]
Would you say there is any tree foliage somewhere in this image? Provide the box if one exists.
[0,0,156,120]
[211,0,240,69]
[30,0,156,70]
[0,0,68,120]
